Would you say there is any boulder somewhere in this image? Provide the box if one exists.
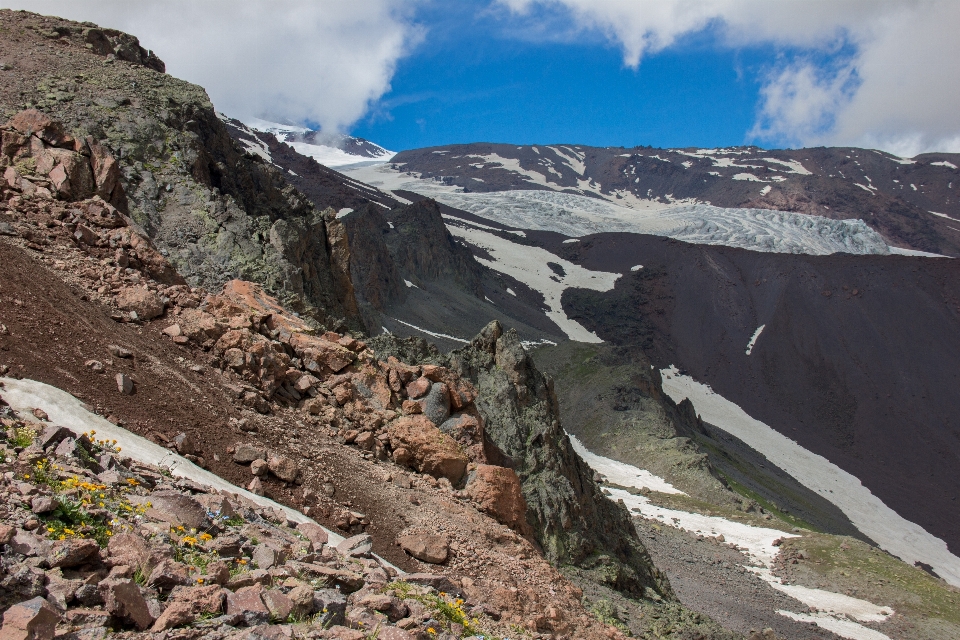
[116,373,134,395]
[465,465,530,534]
[146,559,190,591]
[225,584,270,627]
[150,601,194,632]
[397,534,449,564]
[0,596,60,640]
[387,415,468,484]
[405,376,430,399]
[49,538,100,568]
[261,589,294,620]
[417,382,451,425]
[267,453,299,482]
[138,491,209,530]
[100,578,154,630]
[115,287,164,320]
[296,522,328,550]
[232,443,266,464]
[7,109,72,147]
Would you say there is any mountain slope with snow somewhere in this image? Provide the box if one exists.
[246,117,395,167]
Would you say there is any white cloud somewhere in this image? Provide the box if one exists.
[500,0,960,155]
[3,0,423,132]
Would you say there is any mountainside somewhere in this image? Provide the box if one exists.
[246,118,396,168]
[0,9,365,332]
[390,143,960,257]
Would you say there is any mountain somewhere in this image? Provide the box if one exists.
[4,8,960,640]
[386,143,960,257]
[246,117,395,168]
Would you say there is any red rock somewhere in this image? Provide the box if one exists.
[7,109,72,147]
[388,415,468,484]
[168,584,225,614]
[267,453,300,482]
[405,376,431,399]
[162,323,182,337]
[147,559,190,591]
[88,138,121,203]
[262,589,294,620]
[0,524,13,545]
[116,373,134,395]
[226,584,270,625]
[333,383,353,406]
[49,537,100,568]
[296,522,329,550]
[100,578,154,630]
[397,534,449,564]
[400,400,422,415]
[378,628,414,640]
[0,596,60,640]
[354,431,375,450]
[116,286,164,320]
[150,601,193,632]
[466,464,530,534]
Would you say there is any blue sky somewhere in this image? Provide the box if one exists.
[349,5,768,151]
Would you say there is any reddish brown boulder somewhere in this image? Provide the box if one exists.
[100,578,154,630]
[7,109,73,148]
[466,464,530,534]
[405,376,431,399]
[49,537,100,568]
[388,415,468,484]
[0,596,60,640]
[115,286,164,320]
[397,533,449,564]
[150,601,193,632]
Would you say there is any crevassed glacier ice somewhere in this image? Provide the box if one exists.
[433,189,890,256]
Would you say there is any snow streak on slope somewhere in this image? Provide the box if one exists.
[658,365,960,588]
[340,164,891,256]
[444,223,620,343]
[576,435,895,640]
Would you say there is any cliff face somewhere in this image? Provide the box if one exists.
[0,10,362,331]
[444,322,674,599]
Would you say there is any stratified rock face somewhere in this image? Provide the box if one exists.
[382,199,485,296]
[340,203,406,315]
[445,320,673,598]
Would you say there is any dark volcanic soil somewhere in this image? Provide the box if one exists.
[546,232,960,557]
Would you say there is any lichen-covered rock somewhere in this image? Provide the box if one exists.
[445,320,674,599]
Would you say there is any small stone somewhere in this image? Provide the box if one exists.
[172,432,196,455]
[251,545,278,570]
[250,459,268,477]
[162,324,182,338]
[0,596,60,640]
[31,408,48,422]
[248,477,264,496]
[150,601,193,632]
[146,559,190,592]
[84,359,105,373]
[108,345,132,359]
[100,578,154,630]
[116,373,134,395]
[296,522,328,550]
[30,495,57,515]
[49,537,100,568]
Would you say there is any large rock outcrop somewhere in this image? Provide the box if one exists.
[444,321,673,598]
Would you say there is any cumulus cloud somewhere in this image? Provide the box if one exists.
[500,0,960,155]
[3,0,423,132]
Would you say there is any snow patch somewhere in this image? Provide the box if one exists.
[387,317,468,344]
[745,325,765,355]
[403,279,418,289]
[659,366,960,588]
[445,225,620,343]
[931,161,958,169]
[630,265,643,272]
[733,173,765,182]
[570,436,684,495]
[760,186,772,196]
[336,208,353,219]
[506,287,516,296]
[762,158,812,175]
[887,246,952,258]
[562,238,580,244]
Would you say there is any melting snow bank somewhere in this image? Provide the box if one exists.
[444,223,620,343]
[0,378,410,573]
[575,435,895,640]
[659,365,960,588]
[0,379,347,548]
[745,325,765,355]
[569,435,685,495]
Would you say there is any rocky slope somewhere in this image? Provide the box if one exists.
[0,98,751,637]
[0,9,362,332]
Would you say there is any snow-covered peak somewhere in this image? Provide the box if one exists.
[244,118,395,168]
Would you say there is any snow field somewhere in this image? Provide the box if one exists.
[658,365,960,588]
